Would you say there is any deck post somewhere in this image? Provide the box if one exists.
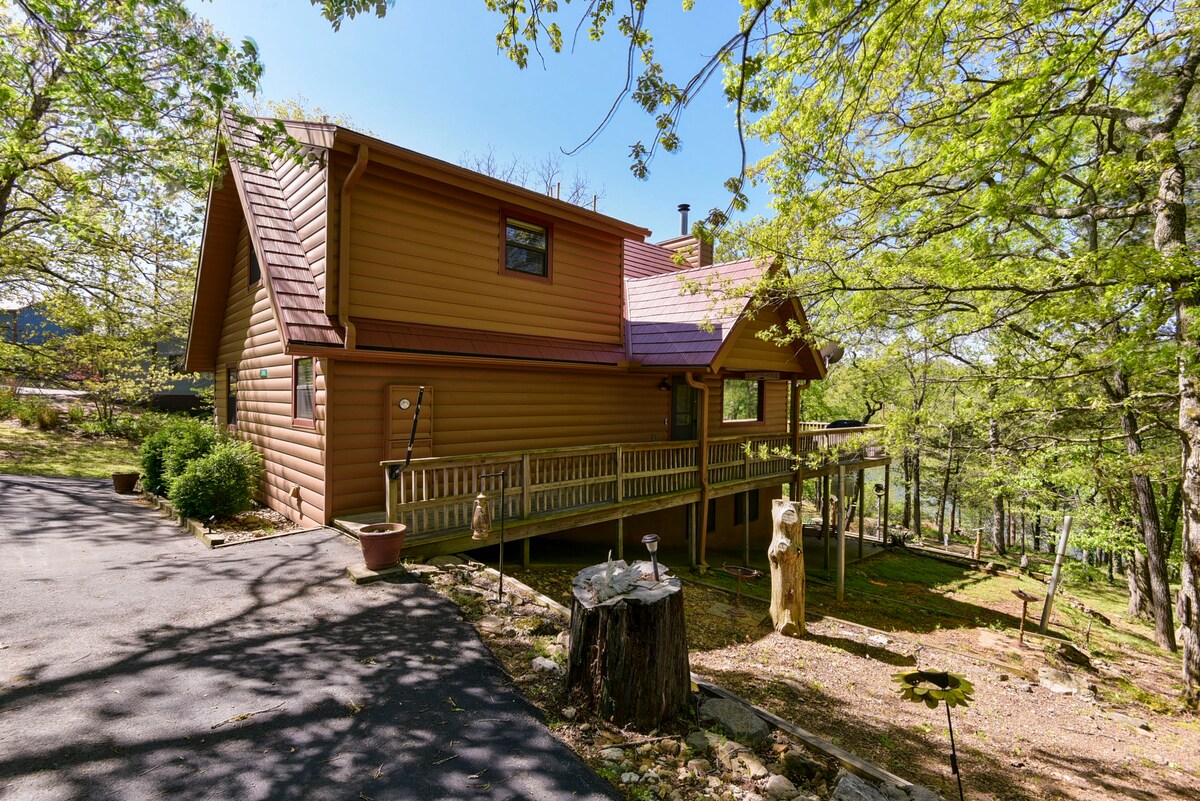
[789,379,801,500]
[837,464,847,602]
[522,537,531,568]
[742,491,751,566]
[385,465,399,524]
[882,463,891,545]
[857,468,865,559]
[615,444,625,560]
[821,473,831,572]
[616,517,624,561]
[521,453,532,520]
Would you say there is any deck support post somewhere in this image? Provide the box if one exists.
[858,468,866,559]
[522,537,531,568]
[837,465,847,602]
[882,463,891,545]
[687,504,697,567]
[616,517,624,561]
[742,491,751,566]
[821,473,831,572]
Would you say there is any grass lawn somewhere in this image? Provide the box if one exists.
[0,421,140,478]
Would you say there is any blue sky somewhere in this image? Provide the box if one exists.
[191,0,768,240]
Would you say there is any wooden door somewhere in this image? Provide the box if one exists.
[386,385,433,461]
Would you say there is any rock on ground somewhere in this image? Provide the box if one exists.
[700,697,771,746]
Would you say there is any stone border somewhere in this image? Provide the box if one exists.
[138,491,320,549]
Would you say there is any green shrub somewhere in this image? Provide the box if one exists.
[15,397,60,429]
[168,440,262,520]
[0,387,18,418]
[163,418,216,486]
[140,416,217,495]
[67,405,87,425]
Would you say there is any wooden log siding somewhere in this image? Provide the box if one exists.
[382,429,878,540]
[216,220,329,527]
[343,164,624,343]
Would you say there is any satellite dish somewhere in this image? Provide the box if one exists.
[819,341,845,364]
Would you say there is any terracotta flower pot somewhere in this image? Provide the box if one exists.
[358,523,408,570]
[111,471,140,494]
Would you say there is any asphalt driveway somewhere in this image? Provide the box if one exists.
[0,474,620,801]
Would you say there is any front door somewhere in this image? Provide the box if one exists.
[670,380,697,440]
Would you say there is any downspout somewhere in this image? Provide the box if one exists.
[686,371,711,569]
[338,143,369,348]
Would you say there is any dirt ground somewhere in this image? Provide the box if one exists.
[511,565,1200,801]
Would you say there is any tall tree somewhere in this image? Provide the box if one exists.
[1,1,270,410]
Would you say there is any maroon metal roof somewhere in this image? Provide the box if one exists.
[353,318,628,365]
[226,122,344,347]
[622,239,681,278]
[625,258,767,367]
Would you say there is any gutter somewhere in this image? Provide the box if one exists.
[686,371,711,568]
[338,143,370,348]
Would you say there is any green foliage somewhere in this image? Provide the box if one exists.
[140,416,216,495]
[0,387,18,418]
[168,440,262,520]
[14,397,60,430]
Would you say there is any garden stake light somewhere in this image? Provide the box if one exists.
[475,471,507,601]
[892,669,973,801]
[641,533,660,581]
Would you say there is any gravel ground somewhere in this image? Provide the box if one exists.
[495,565,1200,801]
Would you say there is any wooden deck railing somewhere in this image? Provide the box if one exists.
[382,424,883,539]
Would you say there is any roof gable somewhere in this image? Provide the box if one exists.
[625,259,823,377]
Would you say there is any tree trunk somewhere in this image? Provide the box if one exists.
[768,500,805,637]
[1107,368,1176,650]
[1177,293,1200,703]
[912,444,923,542]
[1033,515,1042,553]
[566,561,690,729]
[901,450,912,530]
[992,494,1007,556]
[988,407,1007,555]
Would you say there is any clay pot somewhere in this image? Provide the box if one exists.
[111,471,141,494]
[358,523,408,570]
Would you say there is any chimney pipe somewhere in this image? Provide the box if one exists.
[677,203,690,236]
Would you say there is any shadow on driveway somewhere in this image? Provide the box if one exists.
[0,475,620,801]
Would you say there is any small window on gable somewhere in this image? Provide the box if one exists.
[722,379,763,423]
[227,367,239,427]
[248,248,261,285]
[503,216,550,278]
[294,357,315,425]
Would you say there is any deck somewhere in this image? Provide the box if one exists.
[334,423,887,559]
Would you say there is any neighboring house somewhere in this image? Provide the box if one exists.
[185,117,887,563]
[0,301,66,346]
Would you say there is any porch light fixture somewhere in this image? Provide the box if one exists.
[658,377,671,391]
[641,533,661,581]
[474,471,509,601]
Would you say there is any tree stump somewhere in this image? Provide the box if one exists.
[768,499,806,636]
[566,559,689,730]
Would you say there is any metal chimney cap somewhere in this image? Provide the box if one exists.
[677,203,690,212]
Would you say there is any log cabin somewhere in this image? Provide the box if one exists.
[185,117,887,566]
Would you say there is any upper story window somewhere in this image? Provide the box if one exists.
[294,357,315,425]
[722,378,763,423]
[502,216,550,278]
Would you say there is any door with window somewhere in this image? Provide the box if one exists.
[670,380,697,441]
